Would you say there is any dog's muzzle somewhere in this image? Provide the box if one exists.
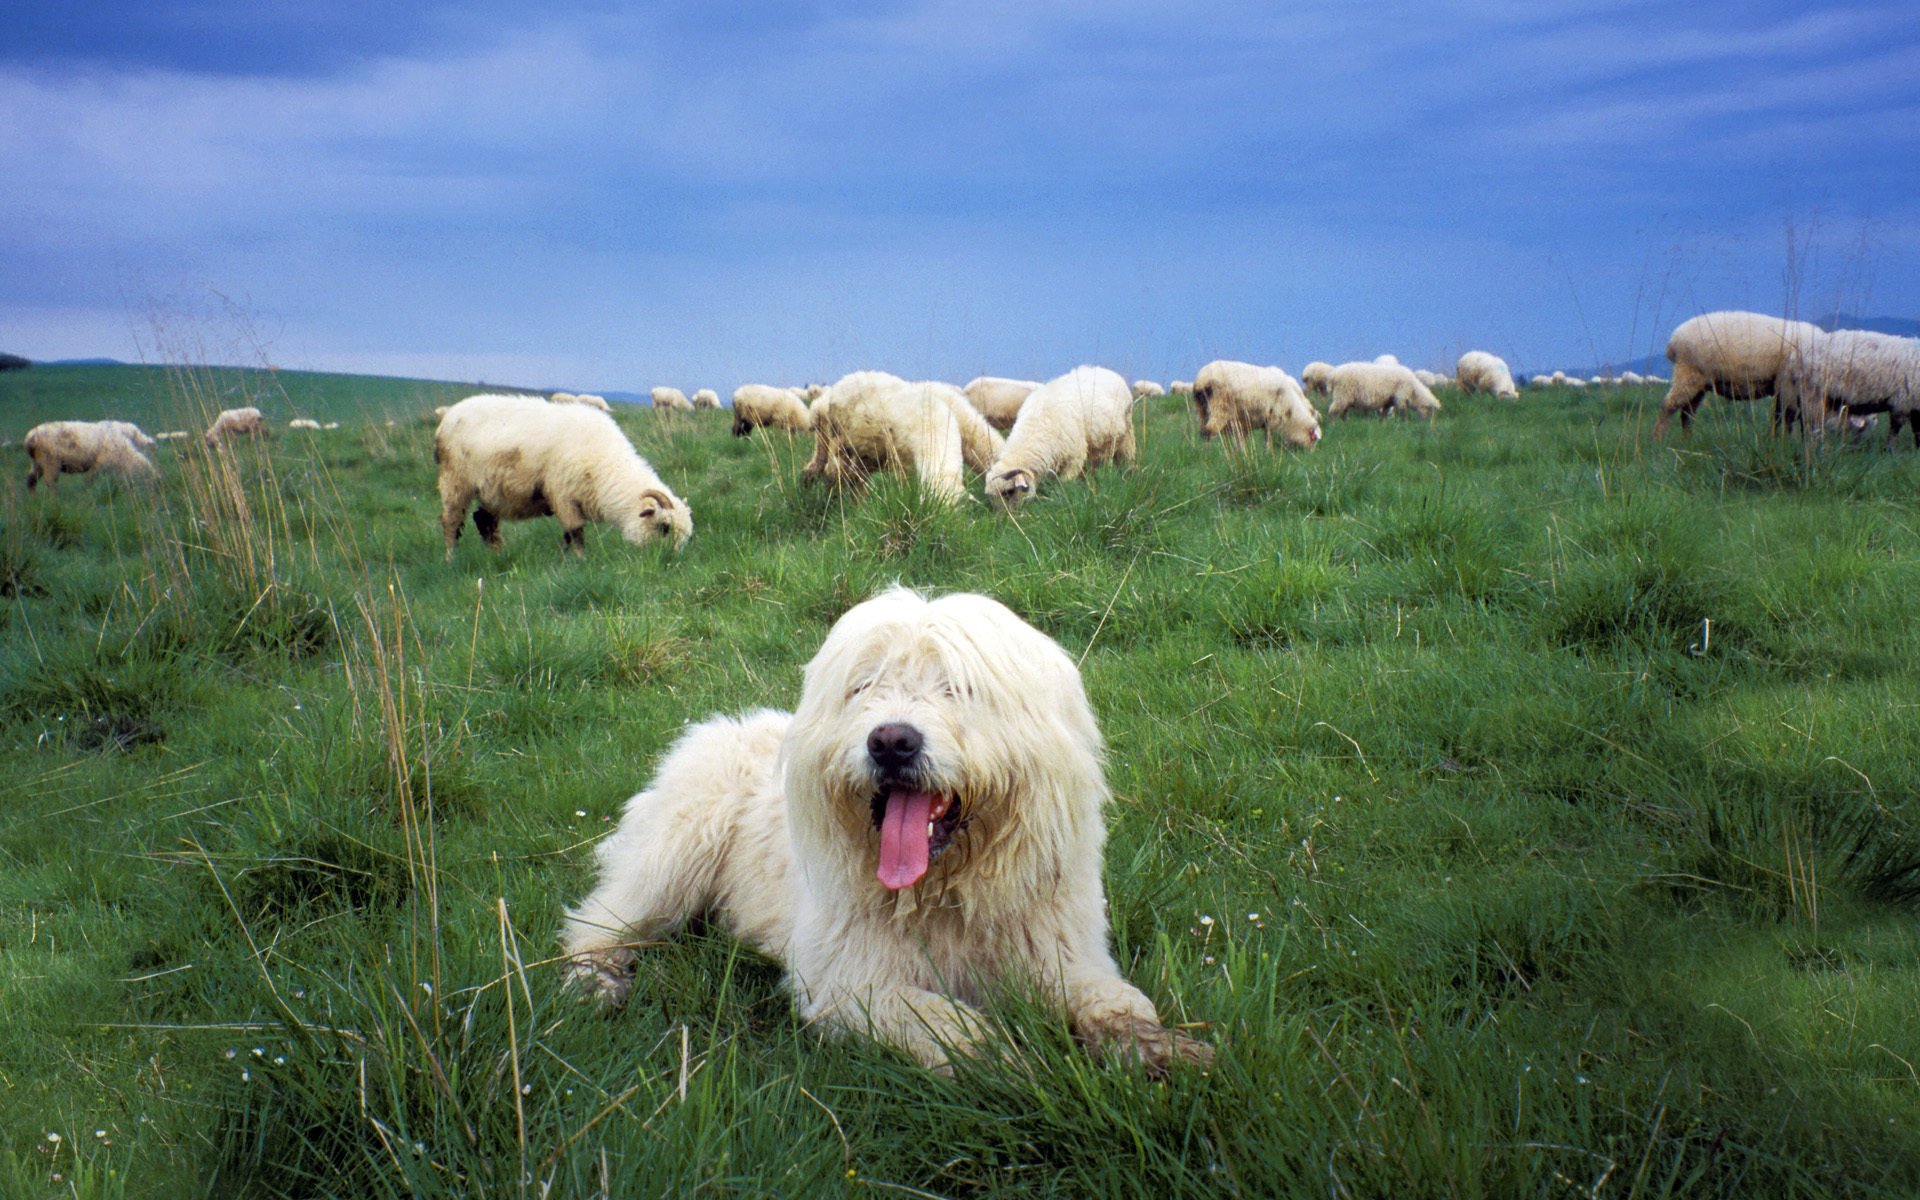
[864,723,964,891]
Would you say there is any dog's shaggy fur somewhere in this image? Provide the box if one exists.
[561,588,1212,1075]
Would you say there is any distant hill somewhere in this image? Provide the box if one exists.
[1528,314,1920,381]
[46,357,128,367]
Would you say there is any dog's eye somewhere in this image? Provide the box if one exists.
[847,680,872,700]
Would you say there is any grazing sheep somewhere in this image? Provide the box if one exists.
[553,392,614,412]
[155,430,190,441]
[1414,368,1452,390]
[650,387,694,412]
[204,406,266,447]
[1775,329,1920,443]
[1191,359,1322,448]
[435,393,692,558]
[288,418,322,430]
[1131,380,1166,400]
[1170,380,1192,394]
[1621,371,1646,385]
[1652,311,1824,436]
[802,384,828,401]
[802,372,1005,503]
[984,365,1135,507]
[1563,377,1588,390]
[1326,362,1442,420]
[1300,362,1334,396]
[732,384,814,436]
[691,389,721,410]
[1373,354,1400,367]
[1526,376,1553,390]
[1455,351,1520,399]
[23,421,158,491]
[961,377,1041,431]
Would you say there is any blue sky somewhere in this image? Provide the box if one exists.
[4,1,1918,389]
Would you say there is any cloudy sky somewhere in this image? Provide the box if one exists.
[4,0,1917,390]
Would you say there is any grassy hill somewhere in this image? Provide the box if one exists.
[3,372,1919,1197]
[0,363,527,440]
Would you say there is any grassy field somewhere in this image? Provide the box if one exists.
[3,362,1919,1198]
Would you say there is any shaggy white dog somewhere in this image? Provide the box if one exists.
[562,588,1213,1075]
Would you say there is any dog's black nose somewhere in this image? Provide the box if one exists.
[866,723,923,771]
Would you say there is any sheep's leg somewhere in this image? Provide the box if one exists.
[472,507,501,548]
[26,456,42,492]
[439,483,474,558]
[1653,365,1709,437]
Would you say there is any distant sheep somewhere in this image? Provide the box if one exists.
[802,372,1005,503]
[650,387,694,412]
[289,418,322,430]
[1326,362,1441,420]
[24,421,158,491]
[553,392,613,412]
[731,384,813,436]
[204,406,266,447]
[1653,311,1824,436]
[1621,371,1646,385]
[436,393,691,558]
[962,377,1041,431]
[1414,369,1452,390]
[984,365,1135,507]
[1776,329,1920,443]
[692,389,721,410]
[1170,380,1192,394]
[1131,380,1166,400]
[1455,351,1519,399]
[155,430,191,441]
[323,422,341,431]
[1526,376,1553,390]
[1300,362,1334,396]
[1191,360,1322,448]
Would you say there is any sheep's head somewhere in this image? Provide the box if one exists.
[984,467,1034,508]
[623,487,694,550]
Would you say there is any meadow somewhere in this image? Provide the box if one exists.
[3,361,1919,1198]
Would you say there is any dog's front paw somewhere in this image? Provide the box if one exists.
[1115,1019,1215,1078]
[563,947,636,1011]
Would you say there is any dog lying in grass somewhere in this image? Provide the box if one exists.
[562,587,1213,1075]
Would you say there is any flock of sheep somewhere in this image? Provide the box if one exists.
[19,311,1920,539]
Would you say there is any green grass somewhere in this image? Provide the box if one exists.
[4,367,1920,1197]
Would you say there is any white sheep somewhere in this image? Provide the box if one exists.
[1620,371,1647,385]
[801,371,1005,503]
[650,387,694,412]
[1652,310,1824,436]
[1131,380,1166,400]
[731,384,814,436]
[1373,354,1401,367]
[23,421,158,491]
[204,406,266,447]
[288,418,322,430]
[1526,375,1553,390]
[1170,380,1193,394]
[553,392,613,412]
[1414,368,1452,390]
[1563,377,1588,390]
[435,393,692,558]
[1191,359,1322,448]
[323,422,341,430]
[984,365,1135,507]
[961,377,1041,431]
[1300,362,1334,396]
[155,430,191,441]
[801,384,828,401]
[691,389,721,410]
[1775,328,1920,442]
[1326,362,1441,420]
[1455,351,1520,399]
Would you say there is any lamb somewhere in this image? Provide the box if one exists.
[961,376,1041,431]
[1652,310,1825,436]
[731,384,814,436]
[288,418,322,430]
[1775,329,1920,444]
[1131,380,1166,400]
[1300,362,1334,396]
[1191,359,1322,448]
[1326,362,1442,420]
[204,406,266,447]
[650,387,694,412]
[23,421,159,491]
[691,389,721,410]
[1455,351,1520,399]
[553,392,613,412]
[801,371,1005,503]
[984,365,1135,507]
[435,393,692,558]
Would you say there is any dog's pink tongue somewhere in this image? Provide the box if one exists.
[877,789,936,890]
